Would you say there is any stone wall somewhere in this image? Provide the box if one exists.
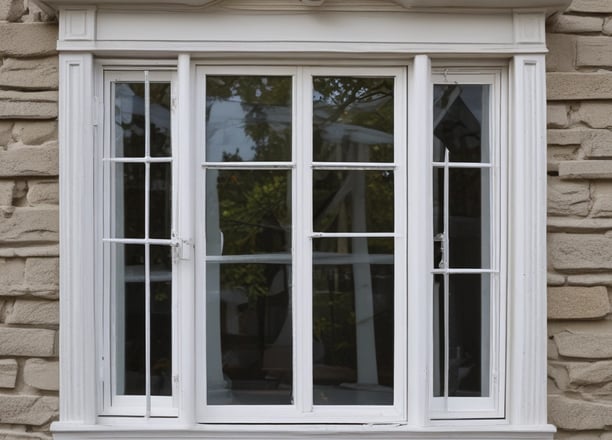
[547,1,612,438]
[0,1,59,439]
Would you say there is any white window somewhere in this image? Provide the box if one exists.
[51,1,561,438]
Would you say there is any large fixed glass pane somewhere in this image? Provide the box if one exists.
[113,244,173,396]
[313,77,394,163]
[433,84,490,163]
[433,274,490,398]
[112,163,145,239]
[312,238,394,405]
[206,262,293,405]
[313,170,394,233]
[205,170,291,256]
[205,76,292,162]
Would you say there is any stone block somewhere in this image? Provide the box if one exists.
[577,36,612,67]
[27,181,58,205]
[567,360,612,385]
[548,145,579,172]
[548,272,566,286]
[548,13,602,33]
[569,0,612,13]
[0,143,58,177]
[0,23,57,57]
[0,244,58,259]
[548,286,610,319]
[0,359,18,389]
[0,258,24,287]
[548,217,612,231]
[548,103,568,128]
[555,331,612,358]
[0,90,57,119]
[547,128,585,145]
[548,73,612,100]
[548,338,559,360]
[583,129,612,157]
[0,0,25,22]
[0,395,58,426]
[546,34,577,72]
[5,300,58,325]
[592,185,612,216]
[0,207,58,243]
[559,160,612,179]
[0,181,14,206]
[569,273,612,286]
[0,57,58,91]
[547,177,591,216]
[12,121,57,145]
[23,359,58,391]
[25,257,58,288]
[0,121,12,146]
[0,327,55,357]
[550,233,612,270]
[549,395,612,430]
[573,102,612,128]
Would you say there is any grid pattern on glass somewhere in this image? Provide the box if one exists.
[204,75,294,405]
[432,83,493,401]
[312,76,395,406]
[104,73,174,416]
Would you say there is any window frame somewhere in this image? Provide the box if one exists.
[53,3,556,438]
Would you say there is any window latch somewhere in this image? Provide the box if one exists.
[171,233,194,261]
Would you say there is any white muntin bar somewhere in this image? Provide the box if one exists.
[311,162,396,170]
[442,147,450,405]
[431,268,498,275]
[201,161,294,169]
[104,157,173,163]
[431,162,492,168]
[143,70,152,419]
[102,238,173,245]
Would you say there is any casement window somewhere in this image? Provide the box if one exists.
[50,0,564,438]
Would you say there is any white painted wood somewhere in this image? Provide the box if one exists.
[58,6,96,41]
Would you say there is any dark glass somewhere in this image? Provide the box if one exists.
[150,163,172,239]
[313,77,394,163]
[433,84,490,163]
[114,163,144,239]
[313,170,394,233]
[433,275,444,397]
[205,170,291,256]
[206,76,292,162]
[312,238,394,405]
[206,262,292,405]
[114,83,145,157]
[150,82,172,157]
[115,244,172,396]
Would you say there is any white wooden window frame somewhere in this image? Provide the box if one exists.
[49,1,562,438]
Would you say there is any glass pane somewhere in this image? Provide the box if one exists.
[433,274,490,398]
[449,168,490,269]
[206,170,291,256]
[113,244,173,397]
[114,83,145,158]
[206,76,292,162]
[113,163,144,239]
[313,238,394,405]
[433,84,490,163]
[313,77,394,163]
[150,82,172,157]
[206,262,292,405]
[150,163,172,239]
[313,170,394,233]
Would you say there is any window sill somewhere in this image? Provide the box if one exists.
[51,421,556,440]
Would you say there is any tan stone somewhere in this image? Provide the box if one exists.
[23,359,58,391]
[546,33,577,72]
[548,272,566,286]
[25,258,58,288]
[548,286,610,319]
[548,338,559,360]
[550,233,612,270]
[27,181,58,205]
[547,177,591,216]
[568,273,612,286]
[0,430,51,440]
[12,121,57,145]
[0,258,24,287]
[555,331,612,358]
[5,300,58,325]
[0,327,54,357]
[549,395,612,430]
[0,91,57,119]
[0,121,12,146]
[577,37,612,67]
[583,129,612,158]
[0,207,58,243]
[0,181,14,206]
[0,57,58,91]
[548,145,580,172]
[548,103,568,128]
[573,102,612,128]
[548,217,612,232]
[0,244,58,258]
[547,128,585,145]
[548,362,570,391]
[548,13,602,33]
[0,359,18,389]
[567,360,612,385]
[559,160,612,179]
[592,194,612,217]
[548,73,612,100]
[0,142,58,177]
[569,0,612,13]
[0,395,58,426]
[0,0,25,22]
[0,23,57,57]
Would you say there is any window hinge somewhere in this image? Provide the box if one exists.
[173,374,179,384]
[171,233,194,261]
